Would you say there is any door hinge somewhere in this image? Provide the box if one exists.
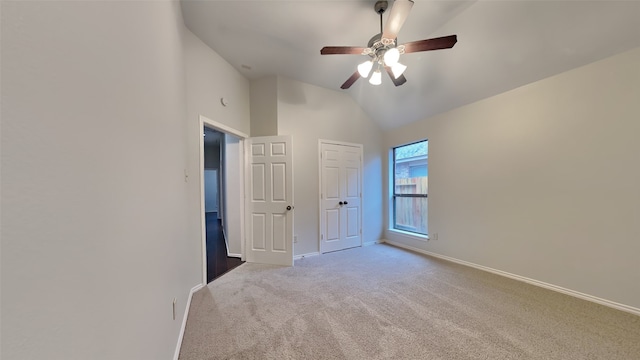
[321,234,324,240]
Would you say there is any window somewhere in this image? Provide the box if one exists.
[393,140,428,235]
[409,164,427,178]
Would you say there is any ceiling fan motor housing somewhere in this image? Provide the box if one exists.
[368,33,383,48]
[374,1,388,14]
[366,34,387,59]
[365,33,402,62]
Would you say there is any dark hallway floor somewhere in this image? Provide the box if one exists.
[206,212,244,283]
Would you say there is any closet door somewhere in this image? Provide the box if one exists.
[320,142,362,253]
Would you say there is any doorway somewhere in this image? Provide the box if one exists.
[203,127,243,282]
[199,116,248,284]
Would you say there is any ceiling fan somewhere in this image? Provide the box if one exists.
[320,0,457,89]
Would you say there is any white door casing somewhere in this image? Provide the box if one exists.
[319,141,362,253]
[246,135,294,266]
[199,115,249,285]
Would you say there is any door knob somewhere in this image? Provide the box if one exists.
[338,201,344,206]
[286,205,294,211]
[343,201,348,205]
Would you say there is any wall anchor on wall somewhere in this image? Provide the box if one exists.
[220,97,229,107]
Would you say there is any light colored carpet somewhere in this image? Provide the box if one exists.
[179,244,640,360]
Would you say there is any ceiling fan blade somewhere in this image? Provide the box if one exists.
[385,66,407,87]
[402,35,457,53]
[340,71,361,89]
[321,46,367,55]
[381,0,414,42]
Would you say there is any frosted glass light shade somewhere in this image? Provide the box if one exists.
[391,62,407,79]
[369,69,382,85]
[384,47,400,66]
[357,60,373,78]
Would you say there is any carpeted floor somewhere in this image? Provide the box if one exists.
[179,243,640,360]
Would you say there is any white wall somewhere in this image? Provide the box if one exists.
[250,76,279,137]
[219,134,226,222]
[1,2,195,359]
[1,1,252,359]
[384,47,640,310]
[204,170,218,212]
[183,31,250,136]
[276,77,384,255]
[223,134,243,256]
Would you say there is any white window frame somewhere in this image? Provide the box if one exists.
[391,140,428,237]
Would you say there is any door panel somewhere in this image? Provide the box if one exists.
[324,148,340,161]
[251,143,265,156]
[252,214,266,250]
[272,163,286,201]
[345,167,359,198]
[346,207,359,237]
[325,167,340,199]
[320,142,362,253]
[326,208,340,241]
[272,214,287,251]
[246,135,294,266]
[251,164,265,201]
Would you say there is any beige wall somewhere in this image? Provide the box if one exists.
[1,1,250,359]
[384,47,640,309]
[184,30,250,136]
[250,76,279,137]
[276,77,385,255]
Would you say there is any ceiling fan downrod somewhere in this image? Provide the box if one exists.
[375,0,388,34]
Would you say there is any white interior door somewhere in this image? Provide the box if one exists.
[320,142,362,253]
[246,135,294,266]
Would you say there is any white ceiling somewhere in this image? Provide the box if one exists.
[181,0,640,129]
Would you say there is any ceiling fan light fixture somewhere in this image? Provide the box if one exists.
[391,62,407,79]
[384,47,400,66]
[357,60,374,78]
[320,0,457,90]
[369,69,382,85]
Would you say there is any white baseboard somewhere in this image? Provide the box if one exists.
[382,239,640,317]
[220,228,242,258]
[222,228,230,257]
[173,284,204,360]
[298,241,380,260]
[363,240,382,247]
[294,252,320,260]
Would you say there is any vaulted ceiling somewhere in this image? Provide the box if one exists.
[181,0,640,129]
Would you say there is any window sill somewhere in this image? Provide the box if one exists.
[388,228,429,242]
